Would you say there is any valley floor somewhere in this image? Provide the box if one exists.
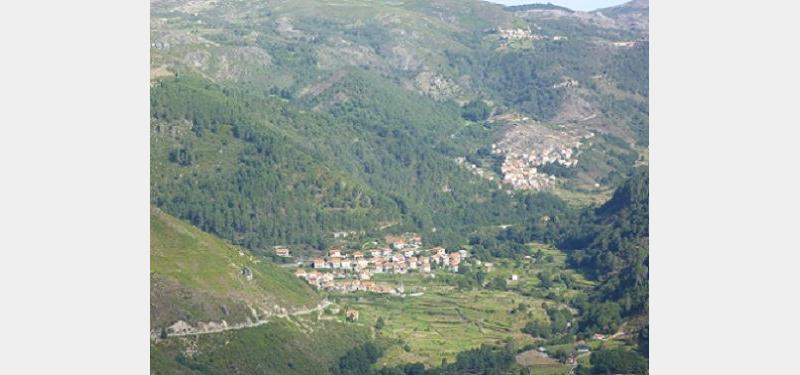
[152,243,633,375]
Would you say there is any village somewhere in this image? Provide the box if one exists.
[494,26,569,48]
[487,114,595,191]
[280,233,470,295]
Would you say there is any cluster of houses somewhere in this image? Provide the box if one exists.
[500,155,559,191]
[490,125,593,191]
[609,39,647,48]
[496,27,541,43]
[493,27,569,47]
[293,269,404,295]
[293,233,470,293]
[310,245,466,274]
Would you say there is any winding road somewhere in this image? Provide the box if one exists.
[154,299,333,339]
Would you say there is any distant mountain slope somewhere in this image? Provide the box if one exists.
[594,0,649,33]
[150,206,320,332]
[505,3,574,13]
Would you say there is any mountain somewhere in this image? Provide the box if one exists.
[595,0,649,33]
[150,206,320,334]
[505,3,575,13]
[150,0,647,254]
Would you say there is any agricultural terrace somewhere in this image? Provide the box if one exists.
[321,243,595,369]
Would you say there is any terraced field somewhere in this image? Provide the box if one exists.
[329,270,565,367]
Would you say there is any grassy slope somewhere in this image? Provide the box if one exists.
[150,206,320,330]
[151,317,372,375]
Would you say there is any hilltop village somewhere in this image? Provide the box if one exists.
[288,233,469,295]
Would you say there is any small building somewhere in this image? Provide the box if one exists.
[313,258,327,269]
[340,259,352,269]
[346,309,359,322]
[448,252,462,272]
[274,247,290,257]
[359,270,371,280]
[294,268,307,278]
[370,249,383,258]
[421,263,431,273]
[385,235,407,250]
[510,274,518,281]
[330,258,342,269]
[352,251,364,259]
[329,248,342,258]
[306,271,321,282]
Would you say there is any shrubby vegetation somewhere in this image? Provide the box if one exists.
[446,48,566,121]
[336,342,519,375]
[331,342,383,375]
[461,100,491,122]
[522,305,575,339]
[576,348,648,375]
[538,162,577,178]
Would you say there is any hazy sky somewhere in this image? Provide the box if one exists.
[486,0,629,12]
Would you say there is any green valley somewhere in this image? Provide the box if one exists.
[150,0,649,374]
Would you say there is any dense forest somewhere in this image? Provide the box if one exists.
[151,73,570,251]
[561,168,649,320]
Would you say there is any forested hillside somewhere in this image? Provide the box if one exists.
[151,71,569,250]
[151,0,649,254]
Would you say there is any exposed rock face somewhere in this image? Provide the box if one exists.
[241,267,253,281]
[166,320,194,335]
